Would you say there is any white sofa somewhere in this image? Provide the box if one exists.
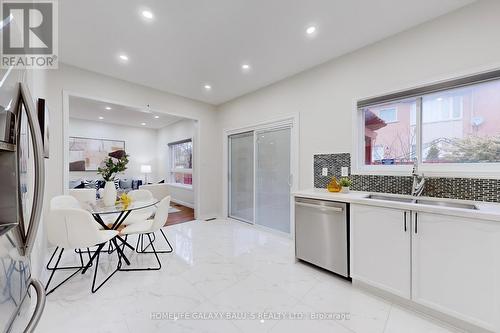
[69,188,96,204]
[139,184,170,201]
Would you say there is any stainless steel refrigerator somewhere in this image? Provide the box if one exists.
[0,68,46,332]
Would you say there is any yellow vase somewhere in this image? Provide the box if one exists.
[327,177,341,192]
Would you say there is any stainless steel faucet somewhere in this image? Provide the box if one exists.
[411,160,426,197]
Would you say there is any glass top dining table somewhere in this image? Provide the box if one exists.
[86,199,159,215]
[82,198,159,267]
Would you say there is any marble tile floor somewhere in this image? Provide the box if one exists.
[35,219,464,333]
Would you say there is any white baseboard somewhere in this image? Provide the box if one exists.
[171,198,195,209]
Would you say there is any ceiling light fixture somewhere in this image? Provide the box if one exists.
[204,84,212,91]
[119,54,129,61]
[241,63,251,72]
[306,25,317,36]
[141,122,146,126]
[98,116,104,120]
[105,106,112,110]
[142,10,153,20]
[154,115,160,119]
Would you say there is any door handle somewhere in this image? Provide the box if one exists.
[24,278,46,333]
[295,202,343,212]
[414,212,418,234]
[403,211,407,232]
[19,83,45,257]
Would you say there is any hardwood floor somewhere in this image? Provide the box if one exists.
[165,203,195,226]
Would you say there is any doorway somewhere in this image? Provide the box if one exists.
[62,93,201,222]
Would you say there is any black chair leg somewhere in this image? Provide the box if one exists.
[91,242,121,293]
[47,246,88,270]
[135,229,174,254]
[159,229,174,253]
[45,248,83,296]
[82,243,106,274]
[135,234,144,253]
[119,233,161,271]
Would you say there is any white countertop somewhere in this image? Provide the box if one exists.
[293,189,500,222]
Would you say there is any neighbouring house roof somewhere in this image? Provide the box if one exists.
[364,110,387,132]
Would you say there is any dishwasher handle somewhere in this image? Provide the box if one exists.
[295,201,344,212]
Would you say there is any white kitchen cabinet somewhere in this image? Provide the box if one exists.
[411,212,500,331]
[350,204,411,299]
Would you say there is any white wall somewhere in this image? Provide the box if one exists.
[156,119,196,207]
[217,1,500,208]
[68,118,158,183]
[45,63,221,220]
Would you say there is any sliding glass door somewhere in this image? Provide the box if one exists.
[228,126,292,234]
[228,132,254,223]
[255,127,291,233]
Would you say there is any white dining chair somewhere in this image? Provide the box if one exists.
[119,196,173,271]
[48,195,91,271]
[123,189,156,225]
[45,207,120,294]
[50,195,80,209]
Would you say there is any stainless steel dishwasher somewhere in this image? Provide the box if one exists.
[295,197,349,278]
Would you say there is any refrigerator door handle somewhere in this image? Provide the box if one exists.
[19,83,45,256]
[23,278,46,333]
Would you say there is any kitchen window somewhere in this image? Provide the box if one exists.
[356,70,500,176]
[362,99,417,166]
[168,139,193,187]
[377,108,398,123]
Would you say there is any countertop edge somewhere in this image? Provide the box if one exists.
[293,189,500,223]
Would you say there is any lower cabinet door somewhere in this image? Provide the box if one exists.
[412,212,500,332]
[350,204,411,298]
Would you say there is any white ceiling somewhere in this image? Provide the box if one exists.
[60,0,474,105]
[69,96,185,129]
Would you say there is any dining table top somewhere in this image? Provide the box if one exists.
[85,198,159,215]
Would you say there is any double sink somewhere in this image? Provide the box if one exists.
[366,194,478,210]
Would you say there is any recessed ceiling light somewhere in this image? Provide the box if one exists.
[306,25,317,36]
[241,63,251,72]
[119,54,129,61]
[154,115,160,119]
[142,10,153,20]
[105,106,112,110]
[98,116,104,120]
[204,84,212,91]
[141,122,146,126]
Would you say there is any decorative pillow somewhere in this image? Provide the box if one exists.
[73,181,85,189]
[69,180,82,189]
[83,179,98,189]
[119,179,133,189]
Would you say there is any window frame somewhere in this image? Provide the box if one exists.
[168,138,193,188]
[353,70,500,179]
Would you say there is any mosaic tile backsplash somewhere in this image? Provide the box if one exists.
[314,153,500,203]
